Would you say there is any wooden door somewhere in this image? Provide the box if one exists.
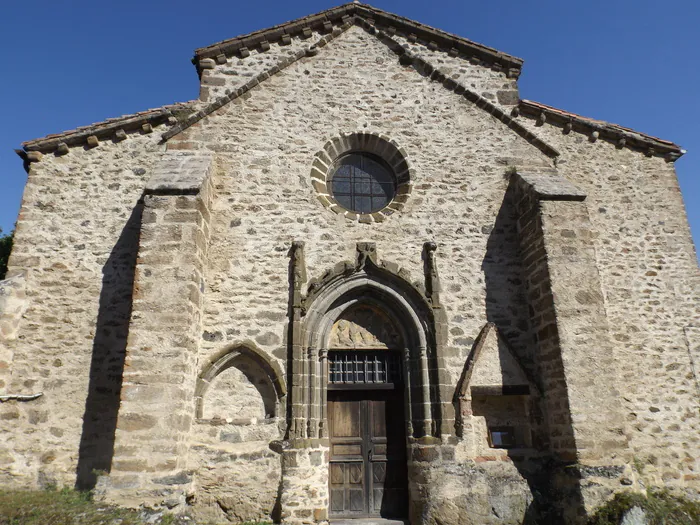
[328,390,407,519]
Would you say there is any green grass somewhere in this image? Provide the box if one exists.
[589,489,700,525]
[0,488,277,525]
[0,488,143,525]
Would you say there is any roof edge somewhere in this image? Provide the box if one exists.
[20,102,198,156]
[193,3,523,77]
[517,100,685,161]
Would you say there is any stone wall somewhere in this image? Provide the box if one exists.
[189,420,282,523]
[180,23,550,395]
[197,31,326,103]
[391,33,520,113]
[514,117,700,495]
[0,272,28,391]
[0,130,165,490]
[169,24,552,523]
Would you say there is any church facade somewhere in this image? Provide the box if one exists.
[1,3,698,524]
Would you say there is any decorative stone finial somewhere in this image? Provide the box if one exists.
[356,242,377,268]
[423,242,441,307]
[290,241,306,308]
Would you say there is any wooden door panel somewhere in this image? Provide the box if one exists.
[330,398,361,438]
[367,391,407,519]
[330,463,344,484]
[330,488,344,513]
[371,397,387,438]
[348,463,363,484]
[329,393,366,516]
[373,488,384,513]
[349,486,364,511]
[333,444,362,456]
[372,461,386,483]
[329,390,407,519]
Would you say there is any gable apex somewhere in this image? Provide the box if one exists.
[193,3,524,77]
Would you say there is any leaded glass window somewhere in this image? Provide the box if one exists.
[329,153,396,214]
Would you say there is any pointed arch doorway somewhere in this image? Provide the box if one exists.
[326,303,408,520]
[285,242,447,523]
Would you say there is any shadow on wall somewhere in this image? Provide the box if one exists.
[481,186,585,524]
[75,202,143,490]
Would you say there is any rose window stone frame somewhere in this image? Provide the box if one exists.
[310,132,413,222]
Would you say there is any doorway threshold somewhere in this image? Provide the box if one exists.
[330,518,409,525]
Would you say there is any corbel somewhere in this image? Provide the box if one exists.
[25,151,43,163]
[199,58,216,70]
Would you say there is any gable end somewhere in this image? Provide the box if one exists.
[166,20,560,160]
[193,3,523,79]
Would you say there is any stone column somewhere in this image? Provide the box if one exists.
[422,241,454,438]
[318,349,328,438]
[402,347,415,438]
[102,153,213,508]
[418,346,432,437]
[512,171,628,519]
[288,241,307,440]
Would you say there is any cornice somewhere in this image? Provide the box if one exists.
[19,102,198,159]
[516,100,685,162]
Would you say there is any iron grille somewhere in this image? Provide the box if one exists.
[328,351,402,385]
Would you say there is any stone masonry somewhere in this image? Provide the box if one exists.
[1,3,697,524]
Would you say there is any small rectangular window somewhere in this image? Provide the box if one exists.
[328,351,401,385]
[488,427,516,449]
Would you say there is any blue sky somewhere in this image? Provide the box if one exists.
[1,0,698,257]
